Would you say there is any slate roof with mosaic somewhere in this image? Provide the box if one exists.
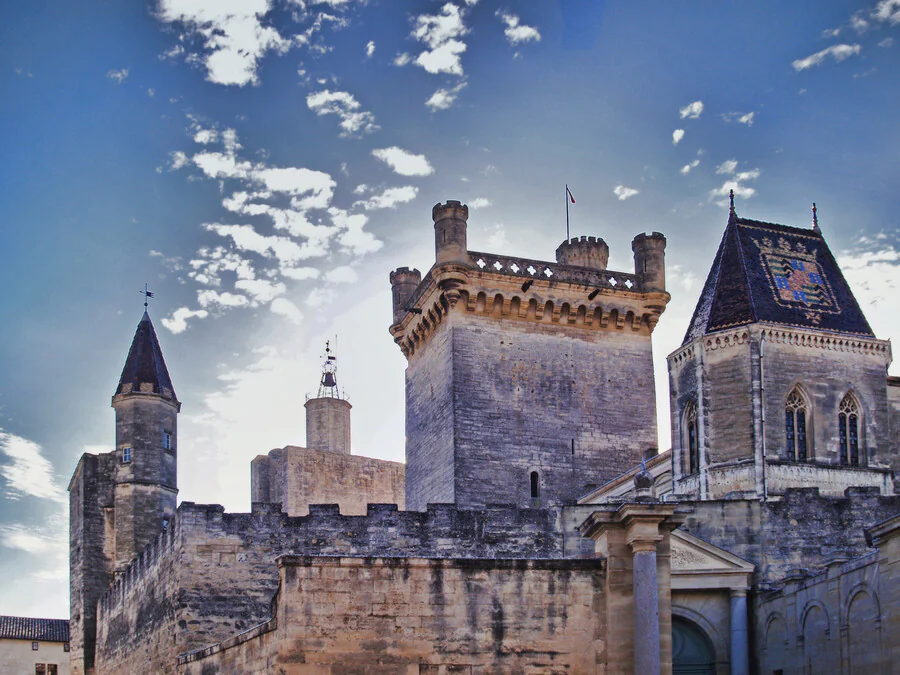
[684,212,874,344]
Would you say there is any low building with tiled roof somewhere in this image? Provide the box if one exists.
[0,615,70,675]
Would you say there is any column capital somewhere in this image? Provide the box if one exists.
[630,538,662,554]
[579,502,688,548]
[730,588,748,598]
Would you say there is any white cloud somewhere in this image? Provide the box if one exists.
[306,90,380,137]
[838,243,900,346]
[0,525,66,556]
[496,11,541,45]
[680,159,700,175]
[679,100,704,119]
[874,0,900,24]
[270,297,304,324]
[486,223,509,250]
[372,147,434,176]
[425,81,467,111]
[329,208,383,255]
[365,40,375,58]
[156,0,295,86]
[613,185,640,200]
[792,43,861,71]
[194,128,219,144]
[878,37,894,47]
[235,278,286,305]
[280,266,320,280]
[162,307,209,333]
[716,159,738,174]
[393,52,412,66]
[148,87,156,97]
[722,111,755,126]
[672,129,685,145]
[410,3,469,76]
[354,185,418,210]
[469,198,491,209]
[326,266,359,283]
[168,151,190,171]
[197,290,250,309]
[0,430,66,504]
[106,68,129,84]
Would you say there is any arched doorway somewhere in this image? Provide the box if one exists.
[673,616,716,674]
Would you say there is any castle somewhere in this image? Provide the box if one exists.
[68,198,900,674]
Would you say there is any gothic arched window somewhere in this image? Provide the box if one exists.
[785,389,809,462]
[684,402,699,475]
[839,394,861,466]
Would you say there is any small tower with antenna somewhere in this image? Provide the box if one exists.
[304,341,352,454]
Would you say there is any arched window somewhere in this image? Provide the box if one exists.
[839,394,861,466]
[785,389,809,462]
[530,471,540,500]
[684,402,699,475]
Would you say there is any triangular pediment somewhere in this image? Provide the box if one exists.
[670,530,754,591]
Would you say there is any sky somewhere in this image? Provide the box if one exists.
[1,0,899,619]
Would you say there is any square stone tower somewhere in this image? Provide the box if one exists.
[390,200,670,510]
[668,204,895,499]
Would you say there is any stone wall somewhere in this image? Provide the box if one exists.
[178,556,606,675]
[405,296,660,511]
[405,312,457,511]
[754,513,900,674]
[68,452,116,675]
[251,445,405,516]
[889,376,900,479]
[680,488,900,585]
[93,502,567,673]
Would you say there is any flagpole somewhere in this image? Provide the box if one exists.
[565,184,570,241]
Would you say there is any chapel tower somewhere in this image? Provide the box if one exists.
[110,310,180,569]
[668,198,895,499]
[69,309,180,675]
[390,200,670,510]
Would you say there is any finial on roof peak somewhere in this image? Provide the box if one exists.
[139,283,155,312]
[728,189,737,223]
[812,202,821,233]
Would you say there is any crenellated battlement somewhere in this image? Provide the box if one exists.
[556,235,610,270]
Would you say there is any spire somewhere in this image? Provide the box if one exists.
[316,340,343,399]
[728,189,737,223]
[115,312,178,401]
[812,202,821,233]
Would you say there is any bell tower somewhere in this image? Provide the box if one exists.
[111,310,180,571]
[304,341,352,454]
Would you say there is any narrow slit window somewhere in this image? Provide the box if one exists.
[685,402,699,475]
[530,471,540,500]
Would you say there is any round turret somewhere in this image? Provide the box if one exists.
[555,236,610,270]
[433,200,469,265]
[632,232,667,292]
[389,267,422,325]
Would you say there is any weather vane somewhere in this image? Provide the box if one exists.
[139,283,154,310]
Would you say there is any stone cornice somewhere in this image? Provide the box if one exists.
[668,323,892,364]
[390,254,670,358]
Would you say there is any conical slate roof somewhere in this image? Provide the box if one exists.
[115,311,178,400]
[683,216,874,345]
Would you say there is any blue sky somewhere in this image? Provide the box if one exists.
[1,0,899,618]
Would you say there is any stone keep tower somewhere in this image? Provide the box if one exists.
[390,200,670,511]
[668,202,895,500]
[68,310,179,675]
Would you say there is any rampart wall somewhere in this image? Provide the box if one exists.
[178,556,606,675]
[93,501,568,674]
[679,487,900,585]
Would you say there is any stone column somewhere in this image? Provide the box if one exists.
[633,540,662,675]
[730,589,749,675]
